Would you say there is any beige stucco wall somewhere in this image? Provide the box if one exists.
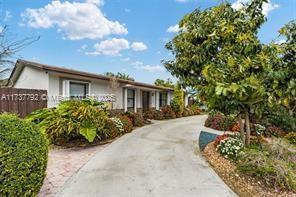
[14,67,174,110]
[14,66,49,90]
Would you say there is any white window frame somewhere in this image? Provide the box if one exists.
[62,79,91,98]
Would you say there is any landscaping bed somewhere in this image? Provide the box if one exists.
[204,140,296,197]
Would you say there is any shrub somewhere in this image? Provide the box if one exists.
[104,119,119,139]
[104,117,124,139]
[266,126,286,137]
[154,110,164,120]
[161,106,176,119]
[238,140,296,191]
[110,117,124,133]
[254,124,266,135]
[214,133,229,147]
[170,84,184,116]
[117,115,133,133]
[143,108,156,119]
[205,113,236,131]
[217,136,244,160]
[188,104,201,115]
[125,112,145,127]
[266,105,296,132]
[285,132,296,145]
[231,123,240,132]
[0,114,48,196]
[26,99,108,144]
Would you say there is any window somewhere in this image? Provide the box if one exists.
[159,92,167,107]
[69,82,87,98]
[127,89,135,108]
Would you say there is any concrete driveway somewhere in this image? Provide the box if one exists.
[58,115,236,197]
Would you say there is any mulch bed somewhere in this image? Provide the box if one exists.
[203,142,296,197]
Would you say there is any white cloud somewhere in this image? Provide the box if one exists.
[86,0,104,6]
[232,0,279,16]
[132,61,165,72]
[131,42,147,51]
[167,24,179,33]
[134,64,165,72]
[4,11,12,22]
[21,0,127,40]
[86,38,129,56]
[275,39,286,44]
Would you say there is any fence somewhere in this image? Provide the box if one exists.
[0,88,47,118]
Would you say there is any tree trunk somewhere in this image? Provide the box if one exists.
[238,114,245,145]
[245,110,251,146]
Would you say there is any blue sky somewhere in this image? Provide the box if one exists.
[0,0,295,83]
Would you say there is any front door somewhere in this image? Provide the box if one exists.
[142,91,150,112]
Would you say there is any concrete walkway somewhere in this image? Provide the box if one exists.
[58,115,236,197]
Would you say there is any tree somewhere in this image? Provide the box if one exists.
[0,26,39,83]
[163,0,275,145]
[154,78,174,88]
[272,20,296,113]
[170,83,184,117]
[104,72,135,81]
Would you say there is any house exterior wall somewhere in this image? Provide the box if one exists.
[13,66,176,111]
[14,66,49,90]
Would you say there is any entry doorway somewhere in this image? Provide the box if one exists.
[142,91,150,112]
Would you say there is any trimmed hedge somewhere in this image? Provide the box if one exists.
[0,114,48,196]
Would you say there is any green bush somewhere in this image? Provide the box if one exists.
[117,115,133,133]
[238,140,296,191]
[285,132,296,145]
[170,84,184,116]
[205,113,236,131]
[266,105,296,132]
[104,118,123,139]
[154,110,164,120]
[188,104,201,115]
[0,114,48,196]
[27,99,108,144]
[217,135,244,160]
[125,112,145,127]
[161,106,176,119]
[143,108,156,119]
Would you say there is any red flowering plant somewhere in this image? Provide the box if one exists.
[214,133,229,147]
[231,123,240,133]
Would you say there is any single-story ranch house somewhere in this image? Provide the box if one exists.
[8,59,188,113]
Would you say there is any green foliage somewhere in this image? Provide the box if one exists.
[285,132,296,145]
[205,113,236,131]
[26,99,108,144]
[104,72,135,81]
[143,108,157,119]
[0,114,48,196]
[117,115,133,133]
[104,118,123,139]
[238,140,296,191]
[170,84,184,117]
[125,112,145,127]
[217,135,244,160]
[154,78,174,88]
[154,110,164,120]
[164,1,275,117]
[161,106,176,119]
[265,105,296,132]
[271,20,296,113]
[188,104,201,115]
[266,126,286,137]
